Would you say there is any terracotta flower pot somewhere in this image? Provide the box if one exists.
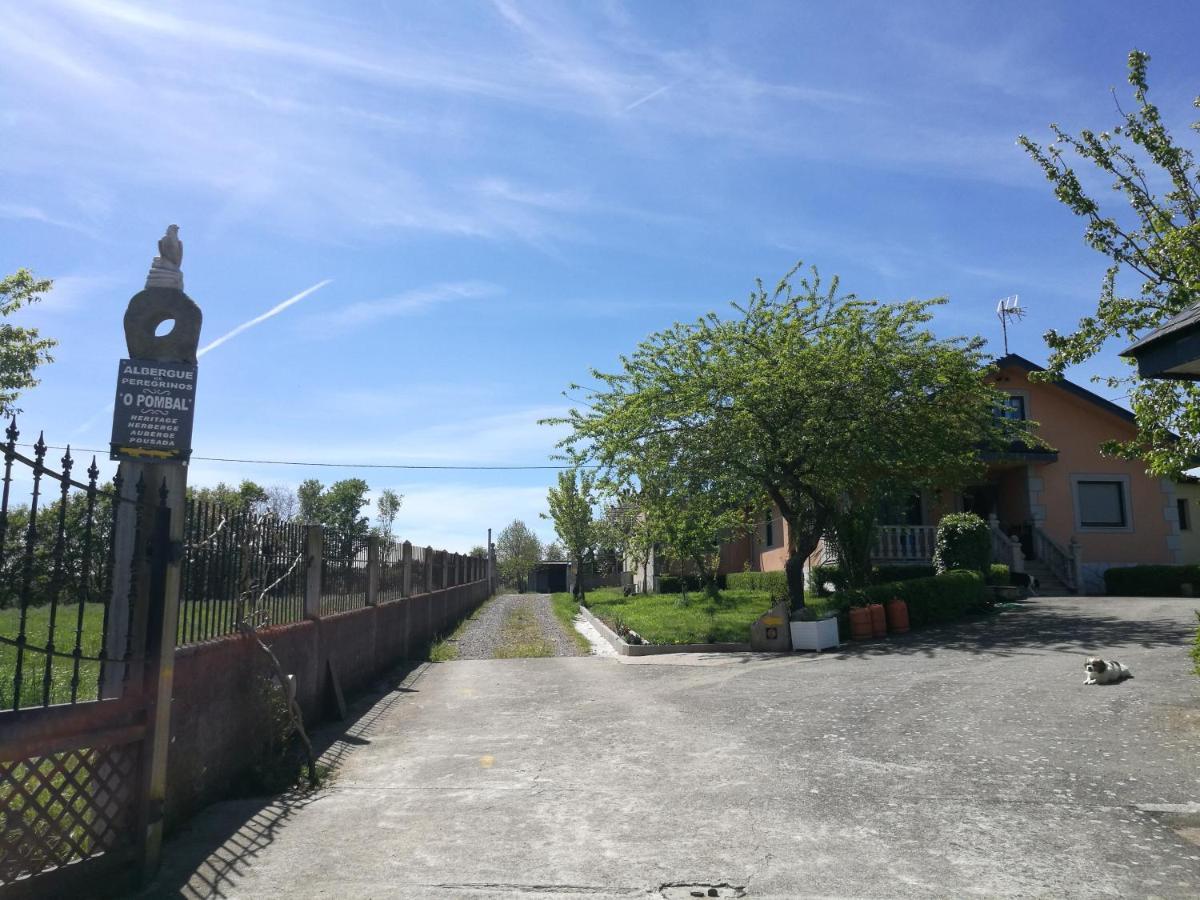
[868,603,887,638]
[848,606,873,640]
[886,597,910,634]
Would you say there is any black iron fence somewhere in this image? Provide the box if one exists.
[178,499,308,644]
[0,422,125,711]
[379,539,404,603]
[320,527,369,615]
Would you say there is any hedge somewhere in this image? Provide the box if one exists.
[726,571,788,595]
[808,564,936,597]
[839,569,988,629]
[1103,564,1200,597]
[658,574,726,594]
[986,563,1010,586]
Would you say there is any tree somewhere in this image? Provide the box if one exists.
[543,469,597,599]
[543,541,566,561]
[374,488,403,538]
[294,478,372,552]
[495,519,541,592]
[297,479,324,523]
[263,484,299,521]
[190,480,268,513]
[1019,49,1200,475]
[0,269,56,417]
[552,265,1016,609]
[469,545,488,558]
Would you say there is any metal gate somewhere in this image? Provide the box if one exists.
[0,421,171,897]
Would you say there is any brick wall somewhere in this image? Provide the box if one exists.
[165,578,491,830]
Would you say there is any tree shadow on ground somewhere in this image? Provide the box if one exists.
[827,599,1198,661]
[138,661,428,900]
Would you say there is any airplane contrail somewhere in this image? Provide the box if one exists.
[72,278,333,436]
[198,278,332,357]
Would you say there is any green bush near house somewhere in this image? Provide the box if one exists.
[838,569,988,629]
[807,564,936,597]
[986,563,1011,586]
[933,513,991,574]
[726,571,788,595]
[1103,564,1200,597]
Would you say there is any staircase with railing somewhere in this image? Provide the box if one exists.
[1031,524,1083,594]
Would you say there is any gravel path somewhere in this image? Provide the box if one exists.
[451,592,585,659]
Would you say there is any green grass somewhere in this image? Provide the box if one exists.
[492,604,554,659]
[0,602,106,709]
[549,593,591,653]
[580,587,775,645]
[427,603,489,662]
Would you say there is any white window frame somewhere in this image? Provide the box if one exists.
[1070,474,1133,533]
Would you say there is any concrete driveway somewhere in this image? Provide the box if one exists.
[145,597,1200,899]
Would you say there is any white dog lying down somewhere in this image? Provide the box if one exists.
[1084,656,1133,685]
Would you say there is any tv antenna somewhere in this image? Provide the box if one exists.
[995,295,1024,355]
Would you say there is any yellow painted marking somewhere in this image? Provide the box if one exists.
[762,616,784,626]
[480,755,494,768]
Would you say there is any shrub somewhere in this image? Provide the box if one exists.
[872,565,936,584]
[658,574,726,594]
[986,563,1010,586]
[807,565,849,597]
[835,570,987,629]
[1102,564,1200,597]
[933,513,991,574]
[726,570,789,595]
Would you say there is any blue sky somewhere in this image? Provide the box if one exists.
[2,0,1197,550]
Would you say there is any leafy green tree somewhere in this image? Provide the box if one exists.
[1019,50,1200,475]
[0,269,56,417]
[190,480,268,513]
[496,519,541,592]
[297,479,324,523]
[374,488,403,538]
[543,541,566,561]
[469,545,488,559]
[543,469,597,599]
[553,265,1014,609]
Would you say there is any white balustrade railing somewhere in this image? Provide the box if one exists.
[871,525,937,562]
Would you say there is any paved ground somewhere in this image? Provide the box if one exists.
[450,592,584,659]
[143,596,1200,899]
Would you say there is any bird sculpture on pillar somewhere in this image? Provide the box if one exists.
[146,224,184,290]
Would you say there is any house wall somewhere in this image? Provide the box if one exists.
[992,362,1177,591]
[1174,481,1200,563]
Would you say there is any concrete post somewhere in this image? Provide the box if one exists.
[424,545,434,594]
[488,534,496,594]
[457,553,464,586]
[1069,538,1085,596]
[305,525,324,618]
[366,535,380,605]
[402,540,413,598]
[1008,535,1025,574]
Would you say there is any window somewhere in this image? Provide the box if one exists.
[1077,480,1127,528]
[998,394,1026,421]
[764,517,775,547]
[1178,498,1190,531]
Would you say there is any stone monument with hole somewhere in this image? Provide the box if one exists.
[102,225,201,879]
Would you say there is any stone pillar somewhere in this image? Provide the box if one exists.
[425,545,434,594]
[1070,538,1085,596]
[366,535,380,606]
[1008,535,1025,574]
[305,525,324,618]
[402,540,413,598]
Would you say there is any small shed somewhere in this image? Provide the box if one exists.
[530,561,570,593]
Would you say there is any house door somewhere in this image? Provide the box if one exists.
[961,484,1000,520]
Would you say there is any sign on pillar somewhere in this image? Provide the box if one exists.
[103,225,201,882]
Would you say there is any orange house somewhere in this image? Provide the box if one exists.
[721,354,1181,594]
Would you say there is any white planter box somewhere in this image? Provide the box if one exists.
[790,617,840,651]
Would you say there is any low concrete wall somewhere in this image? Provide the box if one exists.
[165,578,491,830]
